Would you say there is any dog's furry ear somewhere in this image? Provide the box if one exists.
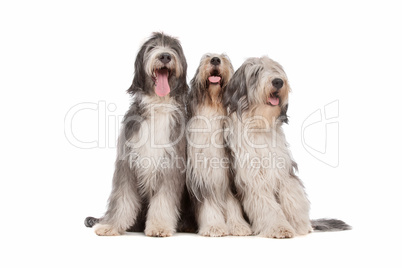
[280,104,289,124]
[188,66,203,118]
[223,64,250,118]
[169,41,188,100]
[127,43,147,95]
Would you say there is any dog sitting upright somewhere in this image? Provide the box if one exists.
[186,54,252,237]
[85,32,189,237]
[223,56,350,238]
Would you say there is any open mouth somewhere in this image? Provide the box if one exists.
[267,92,280,106]
[153,67,171,97]
[208,69,222,85]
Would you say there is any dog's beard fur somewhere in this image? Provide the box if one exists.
[85,32,197,237]
[186,54,252,237]
[222,56,350,238]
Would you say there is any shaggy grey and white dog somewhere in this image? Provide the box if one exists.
[223,56,350,238]
[85,32,192,237]
[186,54,252,237]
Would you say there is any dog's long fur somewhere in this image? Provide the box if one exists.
[85,32,193,236]
[85,38,350,237]
[186,54,252,236]
[223,56,350,238]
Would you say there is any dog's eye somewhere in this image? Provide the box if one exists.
[254,67,262,77]
[146,46,155,53]
[171,47,180,55]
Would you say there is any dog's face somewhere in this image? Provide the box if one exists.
[128,32,187,97]
[194,53,233,90]
[189,54,234,112]
[224,56,290,123]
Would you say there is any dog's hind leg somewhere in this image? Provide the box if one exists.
[94,160,141,236]
[278,176,312,236]
[241,181,295,238]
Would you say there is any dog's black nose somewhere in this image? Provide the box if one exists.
[272,78,284,90]
[159,53,172,64]
[210,57,221,66]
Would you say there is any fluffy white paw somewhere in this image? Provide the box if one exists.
[94,224,121,236]
[145,223,174,237]
[260,225,295,239]
[228,222,252,236]
[199,225,228,237]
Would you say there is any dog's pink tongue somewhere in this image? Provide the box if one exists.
[268,97,280,106]
[208,76,221,84]
[155,69,170,97]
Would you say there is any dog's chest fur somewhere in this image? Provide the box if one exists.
[228,113,293,190]
[128,95,180,194]
[188,105,226,162]
[187,105,228,199]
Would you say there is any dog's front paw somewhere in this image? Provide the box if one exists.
[228,221,252,236]
[145,223,174,237]
[94,224,121,236]
[199,225,228,237]
[260,225,295,239]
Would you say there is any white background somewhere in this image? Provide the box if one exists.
[1,0,401,267]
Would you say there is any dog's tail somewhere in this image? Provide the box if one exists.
[85,216,100,228]
[311,218,351,232]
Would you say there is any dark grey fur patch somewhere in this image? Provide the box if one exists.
[311,218,352,232]
[176,187,198,233]
[223,64,249,118]
[279,104,289,124]
[84,216,99,228]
